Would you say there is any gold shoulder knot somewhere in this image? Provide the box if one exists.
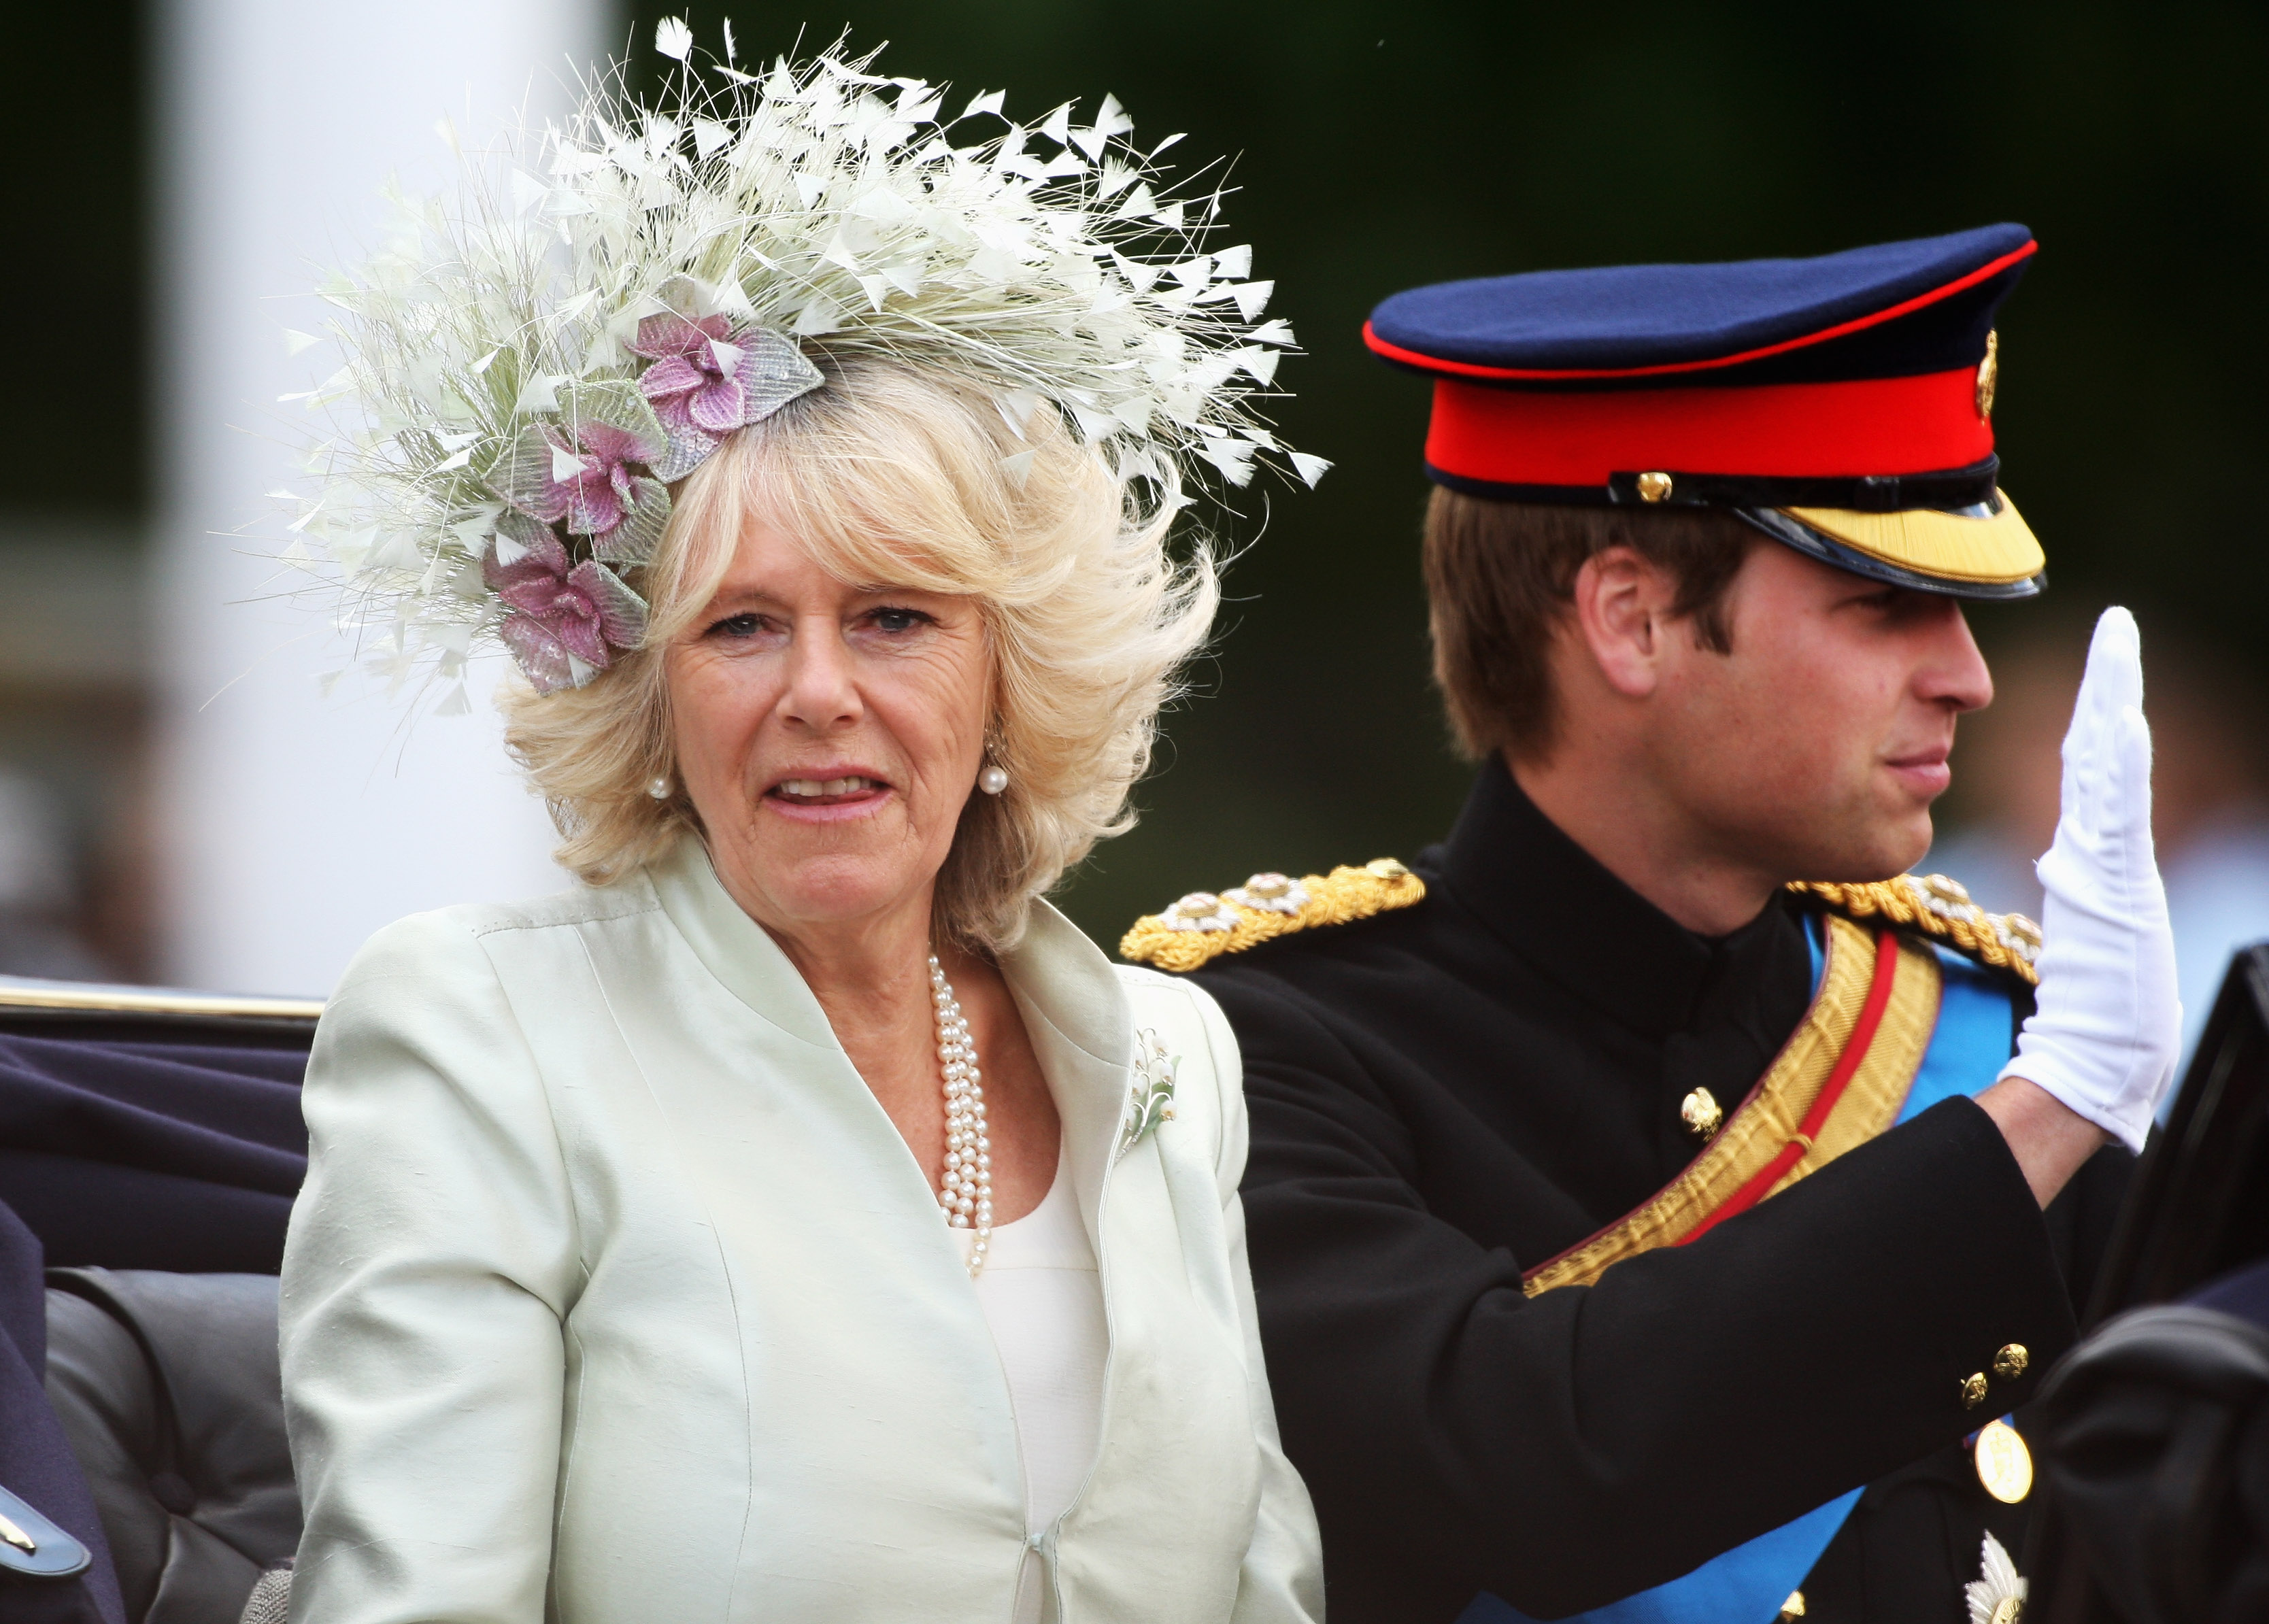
[1119,859,1426,972]
[1789,873,2042,986]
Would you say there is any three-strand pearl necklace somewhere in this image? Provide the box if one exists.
[929,953,992,1276]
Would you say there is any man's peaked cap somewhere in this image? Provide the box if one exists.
[1367,225,2045,598]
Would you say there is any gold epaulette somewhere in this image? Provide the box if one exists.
[1119,860,1426,972]
[1788,873,2041,986]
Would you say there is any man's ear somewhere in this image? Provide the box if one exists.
[1570,545,1677,699]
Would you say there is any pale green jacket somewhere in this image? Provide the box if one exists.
[279,836,1322,1624]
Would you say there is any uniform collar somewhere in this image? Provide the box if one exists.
[1436,756,1799,1040]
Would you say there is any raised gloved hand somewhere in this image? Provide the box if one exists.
[1997,607,2182,1153]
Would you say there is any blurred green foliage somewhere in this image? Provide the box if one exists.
[5,7,150,520]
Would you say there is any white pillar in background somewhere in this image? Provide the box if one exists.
[156,0,613,994]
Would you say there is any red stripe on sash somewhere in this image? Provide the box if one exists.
[1677,928,1900,1245]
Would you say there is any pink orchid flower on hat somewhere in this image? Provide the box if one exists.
[484,523,650,694]
[627,314,826,480]
[515,421,656,539]
[488,403,671,565]
[631,314,758,435]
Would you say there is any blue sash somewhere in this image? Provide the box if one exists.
[1460,927,2016,1624]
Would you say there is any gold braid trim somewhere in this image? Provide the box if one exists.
[1524,915,1939,1294]
[1118,860,1426,972]
[1789,873,2041,986]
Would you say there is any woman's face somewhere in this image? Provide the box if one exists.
[666,511,991,941]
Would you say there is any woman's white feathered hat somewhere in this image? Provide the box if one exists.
[289,20,1321,705]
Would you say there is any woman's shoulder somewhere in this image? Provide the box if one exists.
[1109,964,1247,1188]
[312,878,670,1126]
[333,875,662,1004]
[1111,962,1230,1028]
[385,873,660,945]
[1111,964,1239,1087]
[363,874,659,954]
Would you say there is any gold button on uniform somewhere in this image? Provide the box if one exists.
[1680,1087,1724,1139]
[1636,471,1675,502]
[1960,1371,1989,1408]
[1993,1342,2029,1381]
[1778,1592,1806,1620]
[1973,1417,2034,1504]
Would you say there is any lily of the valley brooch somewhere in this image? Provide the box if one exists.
[1116,1029,1179,1160]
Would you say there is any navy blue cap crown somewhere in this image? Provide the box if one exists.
[1366,222,2033,390]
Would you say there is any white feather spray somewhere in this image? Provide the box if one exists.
[282,22,1315,708]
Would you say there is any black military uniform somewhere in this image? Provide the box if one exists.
[1121,225,2134,1623]
[1182,761,2128,1622]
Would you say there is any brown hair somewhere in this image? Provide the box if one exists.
[1422,488,1758,761]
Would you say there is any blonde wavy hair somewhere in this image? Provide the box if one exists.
[501,355,1219,951]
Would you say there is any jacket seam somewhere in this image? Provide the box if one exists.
[465,893,661,941]
[569,926,760,1612]
[465,930,587,1308]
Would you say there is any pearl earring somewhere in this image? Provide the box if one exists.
[977,763,1009,796]
[647,777,672,800]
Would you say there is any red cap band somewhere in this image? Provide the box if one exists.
[1423,368,1995,489]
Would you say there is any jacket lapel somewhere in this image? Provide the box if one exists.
[1001,900,1134,1254]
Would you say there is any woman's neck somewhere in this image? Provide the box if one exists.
[744,884,1060,1225]
[763,902,941,1098]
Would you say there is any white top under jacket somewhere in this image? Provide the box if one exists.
[954,1155,1109,1624]
[278,835,1322,1624]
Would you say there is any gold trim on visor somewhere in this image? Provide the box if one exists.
[1781,487,2044,587]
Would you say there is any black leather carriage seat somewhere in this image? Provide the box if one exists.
[42,1270,297,1624]
[0,977,314,1624]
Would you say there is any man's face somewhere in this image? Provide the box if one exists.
[1642,541,1995,884]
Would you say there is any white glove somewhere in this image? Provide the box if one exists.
[1997,607,2182,1153]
